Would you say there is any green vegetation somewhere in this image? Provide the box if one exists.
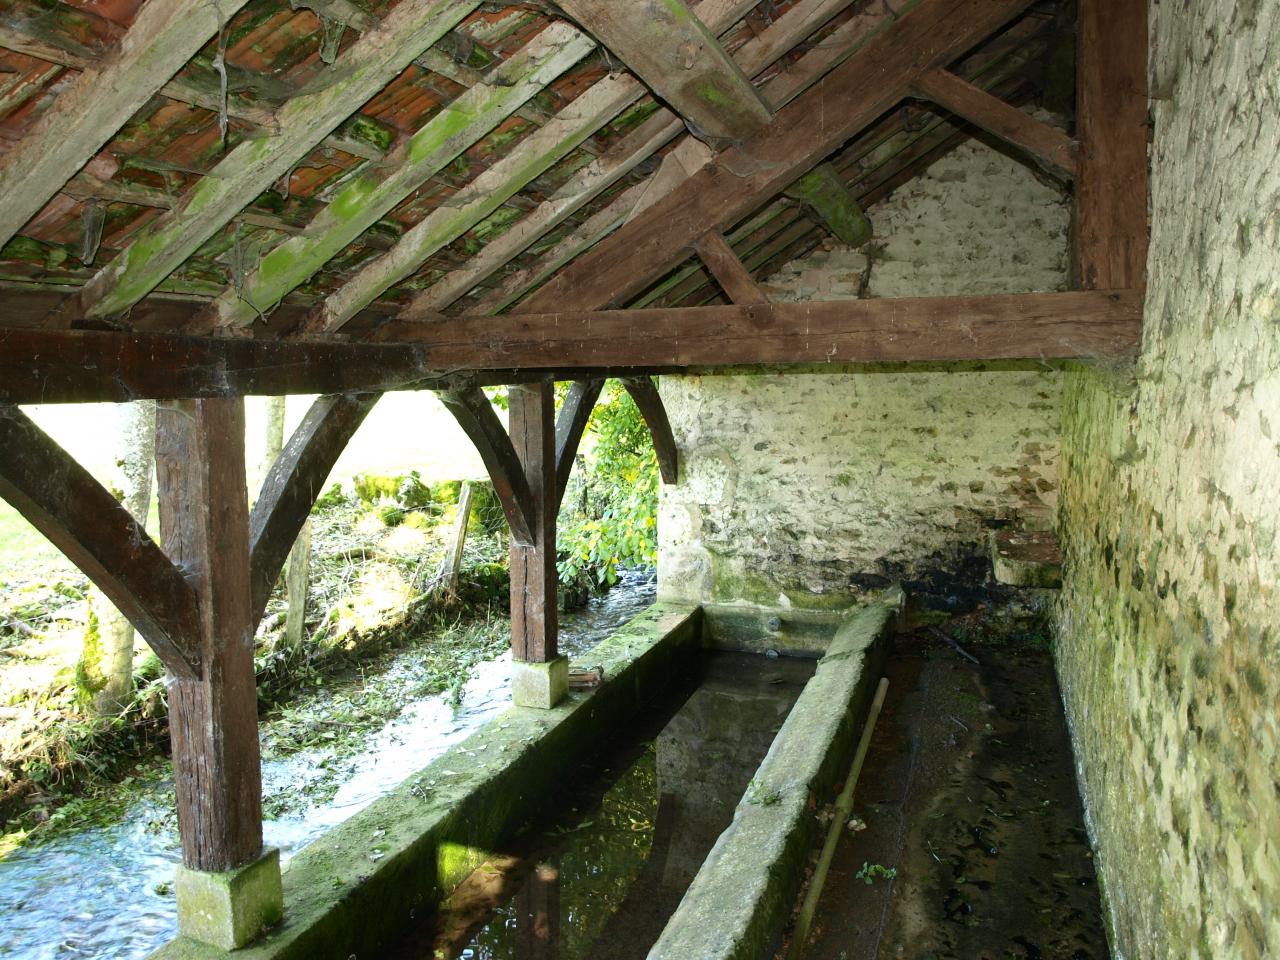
[855,861,898,885]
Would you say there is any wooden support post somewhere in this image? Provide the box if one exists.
[156,397,281,946]
[439,481,475,600]
[1075,0,1148,290]
[508,382,558,662]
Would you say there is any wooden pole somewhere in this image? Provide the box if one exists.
[439,480,475,599]
[156,397,265,873]
[508,382,558,663]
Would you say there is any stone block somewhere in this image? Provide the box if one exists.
[511,654,569,709]
[174,847,283,951]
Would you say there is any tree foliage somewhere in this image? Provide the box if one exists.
[557,381,659,587]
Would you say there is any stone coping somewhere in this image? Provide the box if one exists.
[701,602,853,657]
[151,602,701,960]
[648,590,903,960]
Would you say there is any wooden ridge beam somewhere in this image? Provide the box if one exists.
[437,384,537,545]
[1076,0,1148,290]
[376,291,1144,367]
[557,0,771,144]
[554,380,604,510]
[76,0,482,320]
[0,0,252,250]
[912,67,1079,177]
[0,404,202,679]
[249,394,378,626]
[518,0,1037,315]
[694,231,769,304]
[305,0,782,331]
[407,0,865,318]
[621,378,678,484]
[195,20,597,332]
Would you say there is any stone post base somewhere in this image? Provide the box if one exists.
[512,655,569,709]
[175,846,283,950]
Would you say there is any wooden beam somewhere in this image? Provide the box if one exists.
[518,0,1036,315]
[693,231,769,304]
[76,0,481,320]
[466,0,929,316]
[507,381,557,662]
[554,379,604,509]
[621,378,678,484]
[249,394,377,626]
[156,397,263,872]
[404,0,864,317]
[1076,0,1148,290]
[784,164,873,247]
[375,291,1144,368]
[0,0,252,249]
[437,384,536,546]
[0,404,202,679]
[557,0,771,144]
[196,21,597,332]
[912,67,1079,177]
[302,0,771,331]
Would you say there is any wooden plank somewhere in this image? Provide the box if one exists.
[0,0,251,249]
[558,0,771,144]
[554,379,604,508]
[438,384,536,546]
[77,0,481,319]
[249,394,378,626]
[507,381,557,663]
[912,67,1078,177]
[518,0,1036,315]
[196,21,597,332]
[404,0,862,317]
[621,378,679,484]
[0,403,201,679]
[1076,0,1148,289]
[373,291,1145,368]
[156,397,263,872]
[693,231,768,304]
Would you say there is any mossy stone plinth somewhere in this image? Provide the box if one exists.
[511,655,569,709]
[175,847,283,950]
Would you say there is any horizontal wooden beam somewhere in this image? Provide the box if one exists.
[380,291,1143,368]
[911,67,1079,177]
[0,292,1141,402]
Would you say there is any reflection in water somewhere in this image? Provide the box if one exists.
[0,573,656,960]
[403,652,815,960]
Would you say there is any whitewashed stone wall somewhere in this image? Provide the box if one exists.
[658,135,1070,609]
[1055,3,1280,955]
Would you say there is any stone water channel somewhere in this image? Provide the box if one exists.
[0,573,657,960]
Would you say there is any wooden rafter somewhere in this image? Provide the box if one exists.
[249,394,378,626]
[464,0,911,316]
[519,0,1037,316]
[194,20,598,332]
[76,0,482,320]
[295,0,769,332]
[912,67,1079,177]
[437,384,537,546]
[557,0,771,144]
[403,0,865,318]
[0,0,251,249]
[0,404,202,679]
[694,231,769,304]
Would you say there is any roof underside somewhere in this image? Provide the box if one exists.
[0,0,1072,337]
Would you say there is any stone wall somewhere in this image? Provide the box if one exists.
[658,134,1070,609]
[1055,3,1279,957]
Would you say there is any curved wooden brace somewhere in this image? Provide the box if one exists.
[438,383,536,546]
[622,377,679,484]
[554,379,604,510]
[248,393,378,627]
[0,403,201,679]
